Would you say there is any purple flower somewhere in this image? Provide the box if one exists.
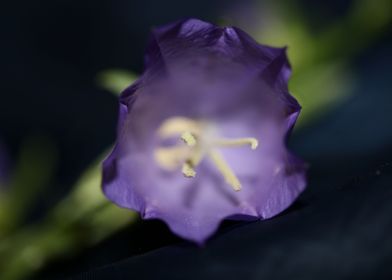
[102,19,307,244]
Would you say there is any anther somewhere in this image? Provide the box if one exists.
[181,132,197,146]
[182,161,196,178]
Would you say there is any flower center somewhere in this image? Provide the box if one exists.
[154,117,259,192]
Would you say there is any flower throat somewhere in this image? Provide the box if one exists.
[154,117,259,191]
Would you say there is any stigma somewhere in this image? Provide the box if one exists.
[154,117,259,192]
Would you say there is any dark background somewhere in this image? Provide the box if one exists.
[1,0,391,279]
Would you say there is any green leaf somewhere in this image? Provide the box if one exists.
[97,69,138,96]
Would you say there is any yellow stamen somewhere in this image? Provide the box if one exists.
[181,132,197,146]
[208,150,242,191]
[157,117,202,138]
[182,161,196,178]
[181,145,204,178]
[154,146,191,170]
[154,116,258,191]
[214,138,258,150]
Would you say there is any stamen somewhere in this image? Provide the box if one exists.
[214,138,259,150]
[154,116,259,191]
[181,132,197,146]
[157,117,202,138]
[208,150,242,191]
[181,145,204,178]
[154,146,191,170]
[182,161,196,178]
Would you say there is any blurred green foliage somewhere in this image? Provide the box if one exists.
[0,136,58,237]
[0,152,136,280]
[249,0,392,126]
[97,69,137,96]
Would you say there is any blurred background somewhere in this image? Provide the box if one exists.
[1,0,392,279]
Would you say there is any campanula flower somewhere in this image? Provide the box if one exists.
[102,19,306,244]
